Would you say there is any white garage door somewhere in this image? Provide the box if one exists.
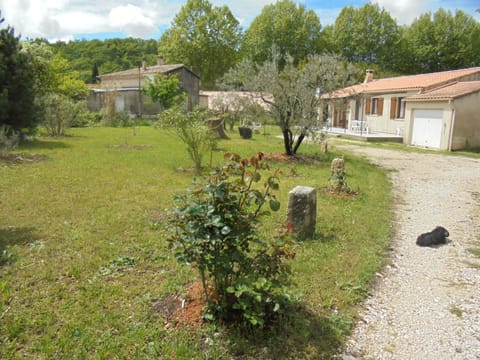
[411,109,443,148]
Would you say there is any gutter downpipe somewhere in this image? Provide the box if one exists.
[447,101,455,151]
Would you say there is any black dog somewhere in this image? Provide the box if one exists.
[416,226,450,247]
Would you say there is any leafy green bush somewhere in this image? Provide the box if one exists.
[167,152,294,327]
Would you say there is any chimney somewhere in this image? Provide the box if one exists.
[364,69,374,83]
[157,56,165,66]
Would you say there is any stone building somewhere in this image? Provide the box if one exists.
[88,57,200,116]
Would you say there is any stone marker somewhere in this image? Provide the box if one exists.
[287,186,317,239]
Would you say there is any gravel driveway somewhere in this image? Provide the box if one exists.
[337,145,480,360]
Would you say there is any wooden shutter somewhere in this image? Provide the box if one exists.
[378,98,384,115]
[365,98,371,115]
[390,97,397,119]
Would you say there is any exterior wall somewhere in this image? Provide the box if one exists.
[451,92,480,150]
[90,67,199,114]
[363,91,418,135]
[404,101,452,150]
[87,89,161,116]
[176,67,200,110]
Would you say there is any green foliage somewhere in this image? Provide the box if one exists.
[158,106,217,172]
[242,0,323,66]
[0,15,37,132]
[159,0,243,89]
[22,43,88,100]
[40,93,82,136]
[143,73,185,110]
[168,152,293,326]
[403,9,480,73]
[221,53,359,155]
[332,3,402,71]
[50,38,159,83]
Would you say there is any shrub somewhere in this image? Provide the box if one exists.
[0,125,20,152]
[167,152,294,327]
[238,126,253,139]
[158,106,218,173]
[40,93,80,136]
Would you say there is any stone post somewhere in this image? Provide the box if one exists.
[287,186,317,239]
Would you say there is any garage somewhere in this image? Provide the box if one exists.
[411,109,443,148]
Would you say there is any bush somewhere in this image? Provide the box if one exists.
[167,153,294,327]
[158,106,217,172]
[0,125,20,152]
[40,93,80,136]
[238,126,253,139]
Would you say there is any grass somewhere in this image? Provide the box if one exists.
[0,126,393,359]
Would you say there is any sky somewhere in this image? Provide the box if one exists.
[0,0,479,42]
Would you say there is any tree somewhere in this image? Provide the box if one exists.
[159,0,243,89]
[22,42,88,100]
[332,3,402,72]
[0,12,36,133]
[221,53,359,155]
[91,62,99,83]
[403,9,480,73]
[242,0,323,66]
[143,73,185,110]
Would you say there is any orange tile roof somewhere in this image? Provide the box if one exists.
[324,67,480,98]
[408,81,480,101]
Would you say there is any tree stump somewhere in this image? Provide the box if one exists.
[208,118,229,139]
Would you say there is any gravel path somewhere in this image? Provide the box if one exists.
[337,146,480,360]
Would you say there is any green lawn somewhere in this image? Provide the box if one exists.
[1,127,393,359]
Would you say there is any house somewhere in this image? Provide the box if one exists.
[323,67,480,150]
[88,57,200,116]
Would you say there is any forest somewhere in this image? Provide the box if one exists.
[38,1,480,86]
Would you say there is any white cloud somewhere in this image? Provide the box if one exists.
[108,4,156,37]
[374,0,432,24]
[0,0,175,40]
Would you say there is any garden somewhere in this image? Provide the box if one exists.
[0,125,393,358]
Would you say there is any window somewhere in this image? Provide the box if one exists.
[390,97,406,119]
[366,97,383,115]
[397,97,406,118]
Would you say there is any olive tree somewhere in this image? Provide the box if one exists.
[221,53,358,155]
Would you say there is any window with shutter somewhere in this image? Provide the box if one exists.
[365,97,371,114]
[390,97,397,119]
[377,98,384,115]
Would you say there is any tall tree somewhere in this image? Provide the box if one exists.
[404,9,480,73]
[221,53,359,155]
[159,0,243,89]
[332,3,402,71]
[0,12,36,132]
[22,42,88,100]
[242,0,323,66]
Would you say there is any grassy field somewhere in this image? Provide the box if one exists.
[0,126,393,359]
